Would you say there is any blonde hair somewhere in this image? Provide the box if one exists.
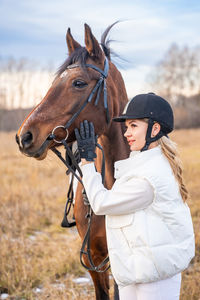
[141,118,188,201]
[158,136,189,202]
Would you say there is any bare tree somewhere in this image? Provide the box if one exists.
[0,57,55,131]
[0,57,55,109]
[148,44,200,103]
[147,44,200,128]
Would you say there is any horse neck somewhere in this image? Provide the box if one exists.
[96,122,130,189]
[97,64,130,188]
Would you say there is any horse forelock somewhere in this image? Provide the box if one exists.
[56,47,89,77]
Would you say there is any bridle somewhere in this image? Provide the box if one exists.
[49,57,110,145]
[49,57,110,272]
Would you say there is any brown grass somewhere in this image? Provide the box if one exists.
[0,130,200,299]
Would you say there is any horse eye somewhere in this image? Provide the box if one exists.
[72,80,88,88]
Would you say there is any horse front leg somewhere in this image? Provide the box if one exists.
[74,186,110,299]
[89,270,110,300]
[84,234,110,299]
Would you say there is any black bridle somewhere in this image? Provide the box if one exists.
[50,57,110,272]
[49,57,110,145]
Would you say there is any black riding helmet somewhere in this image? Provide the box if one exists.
[113,93,174,151]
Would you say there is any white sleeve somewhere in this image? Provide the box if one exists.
[81,163,154,216]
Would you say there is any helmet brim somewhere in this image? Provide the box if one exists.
[113,114,145,122]
[113,115,128,122]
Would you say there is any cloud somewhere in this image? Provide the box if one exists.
[0,0,200,92]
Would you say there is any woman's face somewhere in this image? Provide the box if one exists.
[124,119,148,151]
[124,119,161,151]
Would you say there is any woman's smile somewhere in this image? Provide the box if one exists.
[127,139,135,146]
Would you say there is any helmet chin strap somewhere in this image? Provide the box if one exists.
[141,119,165,152]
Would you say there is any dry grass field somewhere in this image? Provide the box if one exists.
[0,129,200,299]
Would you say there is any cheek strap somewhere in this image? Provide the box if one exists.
[141,119,165,152]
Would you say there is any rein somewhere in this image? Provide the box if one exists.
[50,57,110,272]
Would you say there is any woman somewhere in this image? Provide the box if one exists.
[75,93,195,300]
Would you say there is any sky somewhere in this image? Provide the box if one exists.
[0,0,200,97]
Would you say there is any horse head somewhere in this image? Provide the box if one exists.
[16,23,127,160]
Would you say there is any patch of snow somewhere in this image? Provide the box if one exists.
[72,277,90,284]
[34,287,42,293]
[0,294,9,300]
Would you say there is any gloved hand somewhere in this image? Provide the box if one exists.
[75,120,97,161]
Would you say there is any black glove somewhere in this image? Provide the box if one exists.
[75,120,97,161]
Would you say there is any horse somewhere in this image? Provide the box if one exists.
[16,23,130,300]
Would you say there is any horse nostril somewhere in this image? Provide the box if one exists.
[21,131,33,149]
[15,134,20,145]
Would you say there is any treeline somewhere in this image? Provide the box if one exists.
[0,43,200,131]
[0,107,32,131]
[148,43,200,128]
[0,57,54,131]
[1,93,199,132]
[0,57,54,109]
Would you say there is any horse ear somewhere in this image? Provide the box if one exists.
[66,28,81,56]
[84,23,104,60]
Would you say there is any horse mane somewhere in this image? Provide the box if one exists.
[100,21,119,61]
[57,22,119,77]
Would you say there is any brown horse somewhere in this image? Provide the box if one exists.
[16,23,130,299]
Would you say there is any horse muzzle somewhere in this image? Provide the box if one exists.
[15,132,53,159]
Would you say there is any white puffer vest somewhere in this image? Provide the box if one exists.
[106,146,195,287]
